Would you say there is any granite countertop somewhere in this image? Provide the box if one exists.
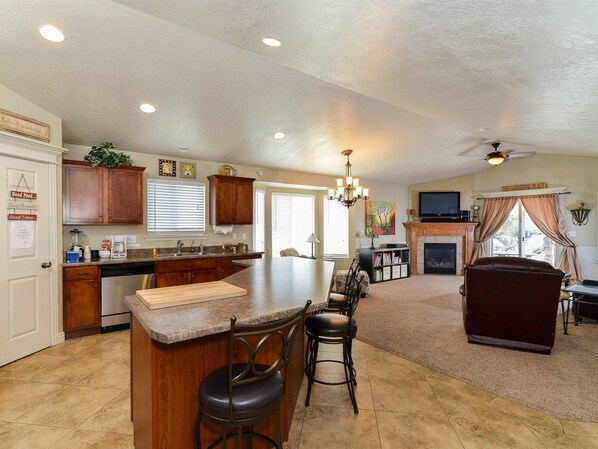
[125,257,336,344]
[63,250,264,267]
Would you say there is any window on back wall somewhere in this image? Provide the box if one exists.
[146,178,205,236]
[254,189,265,252]
[323,197,349,258]
[271,192,314,257]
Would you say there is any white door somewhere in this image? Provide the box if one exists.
[0,155,52,366]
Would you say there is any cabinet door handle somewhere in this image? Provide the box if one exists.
[41,261,52,268]
[76,272,90,276]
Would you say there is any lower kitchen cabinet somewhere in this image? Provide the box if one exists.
[154,258,219,288]
[63,266,101,339]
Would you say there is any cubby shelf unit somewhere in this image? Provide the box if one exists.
[358,246,410,284]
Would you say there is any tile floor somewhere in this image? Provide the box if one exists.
[1,331,598,448]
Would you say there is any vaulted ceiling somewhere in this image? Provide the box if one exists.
[1,0,597,184]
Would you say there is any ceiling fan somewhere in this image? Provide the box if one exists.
[461,141,536,166]
[484,142,536,165]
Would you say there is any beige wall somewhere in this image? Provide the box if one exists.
[409,154,598,278]
[63,145,409,268]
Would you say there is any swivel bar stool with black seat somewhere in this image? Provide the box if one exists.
[194,300,311,449]
[304,274,363,414]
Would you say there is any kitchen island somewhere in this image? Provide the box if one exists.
[126,257,335,449]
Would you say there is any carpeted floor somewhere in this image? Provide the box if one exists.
[354,274,598,422]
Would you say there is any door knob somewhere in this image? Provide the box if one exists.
[41,261,52,268]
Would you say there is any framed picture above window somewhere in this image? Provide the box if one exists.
[159,159,176,177]
[180,161,196,179]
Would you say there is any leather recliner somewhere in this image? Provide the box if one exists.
[460,256,565,354]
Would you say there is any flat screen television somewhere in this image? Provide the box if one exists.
[419,192,460,220]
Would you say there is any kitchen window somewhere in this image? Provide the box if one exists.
[271,193,315,257]
[146,178,205,237]
[254,189,265,252]
[323,196,349,258]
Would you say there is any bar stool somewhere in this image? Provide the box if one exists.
[194,300,311,449]
[327,259,359,311]
[304,274,363,414]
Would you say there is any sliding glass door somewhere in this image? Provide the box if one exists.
[491,200,555,265]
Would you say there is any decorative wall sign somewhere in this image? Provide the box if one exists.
[7,201,39,210]
[8,214,37,221]
[159,159,176,177]
[180,161,196,179]
[0,108,50,142]
[10,190,37,199]
[501,182,547,191]
[365,200,396,236]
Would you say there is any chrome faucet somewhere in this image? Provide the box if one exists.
[200,242,204,255]
[176,240,184,256]
[190,240,196,253]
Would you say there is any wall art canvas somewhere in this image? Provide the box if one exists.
[159,159,176,177]
[365,200,396,236]
[180,161,196,179]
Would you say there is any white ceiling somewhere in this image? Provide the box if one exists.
[1,0,598,184]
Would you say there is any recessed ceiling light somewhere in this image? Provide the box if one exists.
[39,25,65,43]
[262,37,281,47]
[478,127,491,132]
[177,146,190,153]
[273,132,285,139]
[140,103,156,113]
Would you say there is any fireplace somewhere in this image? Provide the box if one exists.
[424,243,457,274]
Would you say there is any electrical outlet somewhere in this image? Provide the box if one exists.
[567,230,576,238]
[233,233,237,240]
[242,233,246,240]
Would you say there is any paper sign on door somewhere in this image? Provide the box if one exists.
[10,220,35,249]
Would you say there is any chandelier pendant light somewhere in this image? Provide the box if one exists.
[327,149,369,208]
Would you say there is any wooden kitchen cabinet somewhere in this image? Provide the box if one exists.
[63,160,145,225]
[208,175,255,225]
[154,258,219,288]
[218,254,260,279]
[63,266,101,339]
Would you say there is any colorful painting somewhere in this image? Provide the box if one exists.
[365,200,396,236]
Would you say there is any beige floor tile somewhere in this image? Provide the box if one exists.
[371,377,444,415]
[283,414,304,449]
[526,421,598,449]
[0,382,67,421]
[376,411,464,449]
[428,376,511,422]
[562,420,598,437]
[0,354,69,380]
[49,429,135,449]
[366,351,429,382]
[77,358,130,389]
[299,406,380,449]
[488,396,562,431]
[306,368,374,411]
[0,421,71,449]
[79,390,133,435]
[15,385,121,428]
[28,356,108,385]
[450,415,545,449]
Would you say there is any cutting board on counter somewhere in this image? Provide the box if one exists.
[136,281,248,309]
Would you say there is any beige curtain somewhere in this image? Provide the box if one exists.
[472,196,519,261]
[521,194,582,282]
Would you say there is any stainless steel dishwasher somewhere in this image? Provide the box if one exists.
[101,262,155,332]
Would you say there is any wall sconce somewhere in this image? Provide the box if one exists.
[571,202,591,226]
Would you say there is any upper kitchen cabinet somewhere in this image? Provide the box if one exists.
[208,175,255,225]
[63,160,145,225]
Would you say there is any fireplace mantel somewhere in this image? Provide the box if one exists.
[404,222,478,275]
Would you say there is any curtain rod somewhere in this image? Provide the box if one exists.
[475,187,570,200]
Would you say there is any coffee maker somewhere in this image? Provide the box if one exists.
[110,235,127,259]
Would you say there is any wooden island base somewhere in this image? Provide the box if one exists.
[131,314,305,449]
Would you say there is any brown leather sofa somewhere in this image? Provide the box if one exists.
[460,256,565,354]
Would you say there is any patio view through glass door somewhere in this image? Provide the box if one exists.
[491,200,555,265]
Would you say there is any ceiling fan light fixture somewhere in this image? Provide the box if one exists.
[487,154,505,165]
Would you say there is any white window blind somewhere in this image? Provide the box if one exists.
[271,193,314,257]
[146,178,205,236]
[254,189,265,252]
[323,197,349,257]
